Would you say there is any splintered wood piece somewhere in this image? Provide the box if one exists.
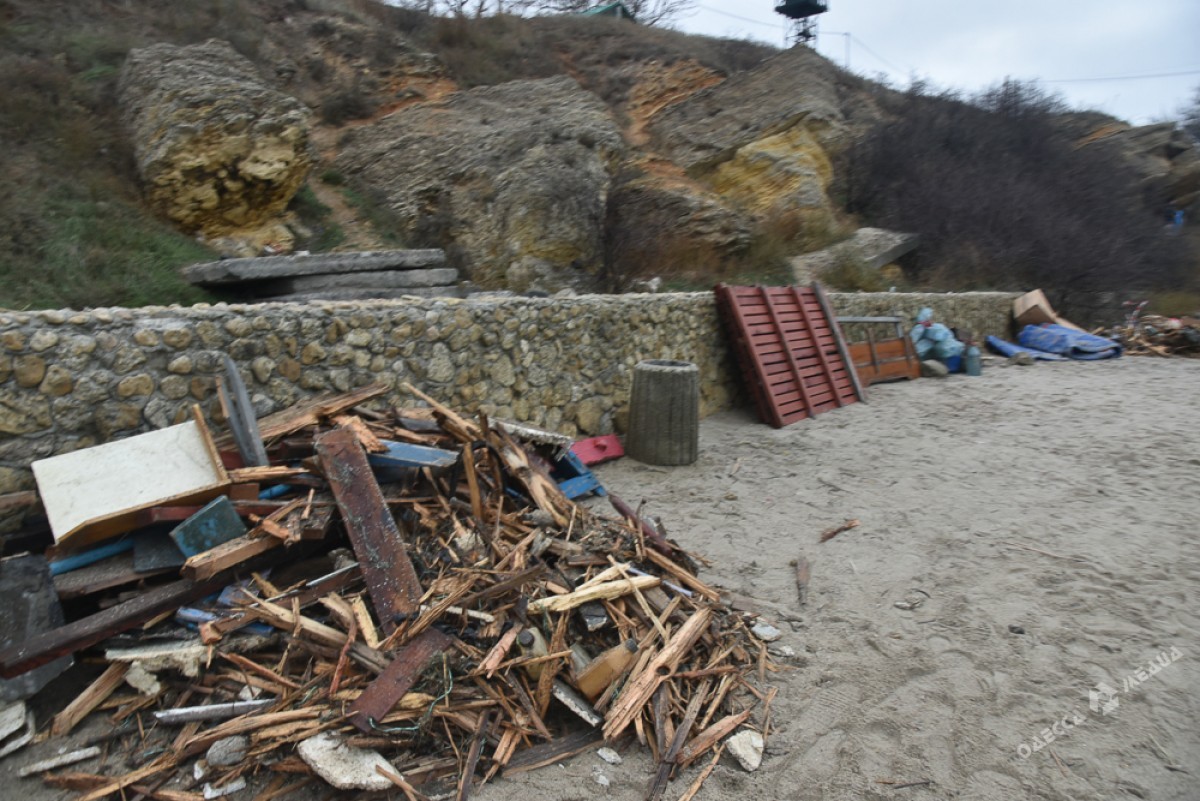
[349,629,454,733]
[479,626,521,678]
[332,415,388,453]
[676,743,725,801]
[456,710,492,801]
[647,679,710,801]
[51,663,130,736]
[0,577,224,678]
[216,384,387,450]
[641,548,720,602]
[794,556,811,605]
[462,444,485,523]
[526,576,660,615]
[401,383,481,441]
[250,599,388,674]
[501,727,605,775]
[350,596,381,649]
[182,533,280,581]
[675,709,753,767]
[818,518,860,543]
[492,430,570,527]
[180,710,321,759]
[316,428,422,632]
[603,608,712,740]
[219,652,302,691]
[72,754,175,801]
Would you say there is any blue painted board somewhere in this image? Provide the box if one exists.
[367,440,459,470]
[170,496,247,558]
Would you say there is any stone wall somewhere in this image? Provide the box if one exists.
[0,291,1016,496]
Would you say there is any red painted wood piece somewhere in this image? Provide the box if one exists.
[715,284,861,427]
[570,435,625,466]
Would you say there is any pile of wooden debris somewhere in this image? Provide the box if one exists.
[0,382,777,801]
[1106,311,1200,357]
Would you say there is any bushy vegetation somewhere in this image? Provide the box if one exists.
[837,80,1194,317]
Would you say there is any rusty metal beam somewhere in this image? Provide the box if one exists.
[315,428,422,633]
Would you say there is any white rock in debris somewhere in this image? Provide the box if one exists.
[202,776,246,799]
[771,645,797,659]
[592,766,610,788]
[297,732,395,791]
[726,729,764,772]
[751,622,782,642]
[597,747,623,765]
[206,735,249,767]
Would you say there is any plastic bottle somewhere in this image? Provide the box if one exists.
[964,344,982,376]
[576,639,638,701]
[517,628,549,678]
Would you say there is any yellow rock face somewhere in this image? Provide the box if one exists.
[707,123,835,225]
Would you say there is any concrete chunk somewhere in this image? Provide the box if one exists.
[183,250,446,286]
[298,731,396,791]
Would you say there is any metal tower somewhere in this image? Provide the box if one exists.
[774,0,828,45]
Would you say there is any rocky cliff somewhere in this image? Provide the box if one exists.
[118,40,314,257]
[1,0,1194,308]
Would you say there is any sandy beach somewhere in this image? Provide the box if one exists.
[4,356,1197,801]
[480,356,1200,801]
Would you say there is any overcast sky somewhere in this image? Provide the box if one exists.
[671,0,1200,125]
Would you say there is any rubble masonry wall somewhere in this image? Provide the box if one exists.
[0,291,1016,495]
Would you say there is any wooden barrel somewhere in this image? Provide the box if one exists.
[625,360,699,466]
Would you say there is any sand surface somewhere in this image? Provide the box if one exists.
[5,357,1198,800]
[480,356,1200,801]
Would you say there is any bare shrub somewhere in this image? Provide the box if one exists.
[838,79,1194,318]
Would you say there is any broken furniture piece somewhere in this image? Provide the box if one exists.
[837,316,921,386]
[31,411,230,551]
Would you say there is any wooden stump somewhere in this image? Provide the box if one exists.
[626,360,699,466]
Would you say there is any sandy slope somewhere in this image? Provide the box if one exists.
[482,356,1200,801]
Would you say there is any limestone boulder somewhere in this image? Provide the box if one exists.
[645,46,862,230]
[1073,120,1200,209]
[335,76,625,292]
[606,161,753,284]
[118,40,313,255]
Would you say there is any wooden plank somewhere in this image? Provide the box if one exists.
[181,533,280,581]
[51,663,130,736]
[0,577,224,678]
[349,629,453,733]
[215,383,387,450]
[53,551,171,600]
[315,428,422,632]
[502,727,604,775]
[812,281,867,402]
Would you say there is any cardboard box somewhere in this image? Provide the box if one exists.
[1013,289,1084,331]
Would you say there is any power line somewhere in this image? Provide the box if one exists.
[848,34,906,76]
[692,3,784,29]
[1043,68,1200,83]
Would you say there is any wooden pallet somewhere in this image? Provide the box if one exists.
[715,283,864,428]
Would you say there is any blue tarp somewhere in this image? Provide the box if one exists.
[1018,324,1122,360]
[985,335,1067,361]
